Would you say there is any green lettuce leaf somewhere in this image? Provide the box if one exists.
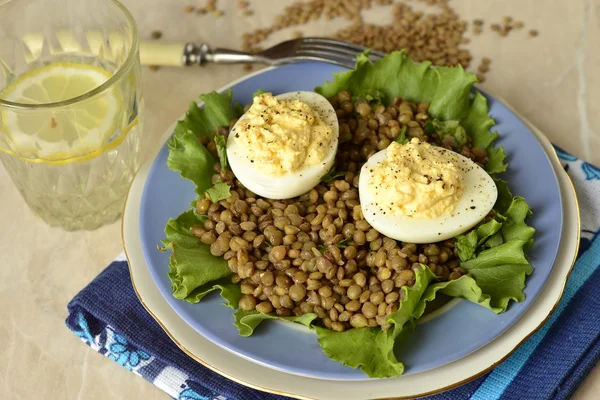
[320,165,347,183]
[253,89,267,98]
[456,218,503,261]
[502,197,535,249]
[316,51,475,121]
[314,265,436,378]
[167,131,216,196]
[164,90,242,301]
[387,265,437,337]
[494,179,514,214]
[183,278,242,306]
[427,195,535,313]
[174,90,239,139]
[461,92,506,174]
[205,181,231,202]
[456,177,514,260]
[213,281,242,308]
[484,231,504,248]
[168,90,241,196]
[395,125,408,144]
[352,91,386,106]
[234,310,317,337]
[461,241,533,311]
[486,145,507,174]
[163,210,232,302]
[424,119,468,147]
[456,230,478,261]
[414,275,502,317]
[459,197,535,311]
[315,326,400,378]
[315,51,506,174]
[214,135,229,170]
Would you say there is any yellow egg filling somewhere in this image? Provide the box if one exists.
[368,138,465,219]
[232,93,335,176]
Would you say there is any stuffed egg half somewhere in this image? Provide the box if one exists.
[359,138,498,243]
[227,91,339,199]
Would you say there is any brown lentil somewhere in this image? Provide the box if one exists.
[350,314,368,328]
[256,301,273,314]
[239,294,257,311]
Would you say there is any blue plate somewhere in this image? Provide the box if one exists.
[139,63,563,380]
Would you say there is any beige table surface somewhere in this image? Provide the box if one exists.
[1,0,599,399]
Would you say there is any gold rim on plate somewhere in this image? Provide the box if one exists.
[121,82,581,399]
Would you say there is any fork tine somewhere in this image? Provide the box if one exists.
[298,44,384,63]
[280,56,356,69]
[300,37,386,59]
[295,46,384,69]
[297,45,363,60]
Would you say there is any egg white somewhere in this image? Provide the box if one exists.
[359,148,498,243]
[227,91,339,200]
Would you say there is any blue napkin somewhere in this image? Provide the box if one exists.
[66,146,600,400]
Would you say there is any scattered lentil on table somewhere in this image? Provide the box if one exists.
[186,0,540,78]
[488,17,532,38]
[191,0,225,17]
[206,0,217,12]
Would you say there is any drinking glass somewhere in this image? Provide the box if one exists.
[0,0,143,230]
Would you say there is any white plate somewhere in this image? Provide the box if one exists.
[122,104,580,399]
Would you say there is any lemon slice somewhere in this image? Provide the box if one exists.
[0,62,121,161]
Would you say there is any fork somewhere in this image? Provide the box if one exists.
[140,37,386,69]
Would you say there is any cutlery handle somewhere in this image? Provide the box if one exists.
[139,40,187,66]
[139,41,261,67]
[183,43,260,65]
[206,48,259,64]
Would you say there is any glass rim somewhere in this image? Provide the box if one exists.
[0,0,138,110]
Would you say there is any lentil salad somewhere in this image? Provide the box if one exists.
[161,51,536,378]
